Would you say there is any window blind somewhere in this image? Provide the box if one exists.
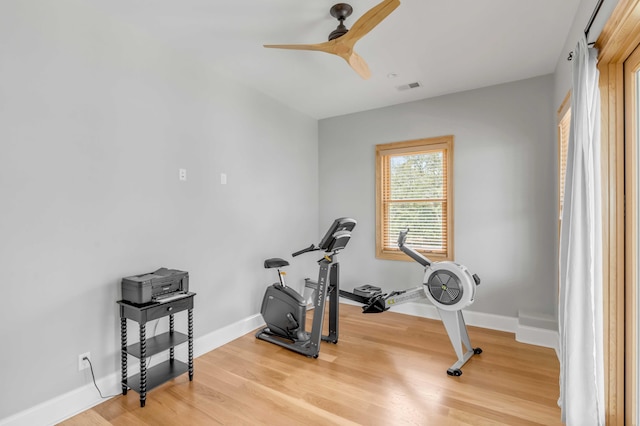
[381,148,448,254]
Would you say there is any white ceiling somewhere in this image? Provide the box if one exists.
[94,0,583,119]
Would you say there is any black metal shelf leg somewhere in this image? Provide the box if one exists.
[188,308,193,380]
[120,317,128,395]
[169,314,175,361]
[139,323,146,407]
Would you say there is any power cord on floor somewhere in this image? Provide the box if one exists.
[85,356,120,399]
[86,319,160,399]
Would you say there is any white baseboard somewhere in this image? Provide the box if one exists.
[515,310,559,355]
[193,313,264,358]
[0,314,265,426]
[516,324,560,353]
[340,297,558,353]
[1,303,559,426]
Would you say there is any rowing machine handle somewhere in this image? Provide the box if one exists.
[397,229,432,267]
[292,244,317,257]
[398,229,409,248]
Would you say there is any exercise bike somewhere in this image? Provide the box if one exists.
[255,217,357,358]
[340,229,482,376]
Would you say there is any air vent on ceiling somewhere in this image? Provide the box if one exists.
[396,81,422,91]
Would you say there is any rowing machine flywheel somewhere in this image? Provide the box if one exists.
[423,261,476,311]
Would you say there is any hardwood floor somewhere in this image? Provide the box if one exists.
[61,304,561,425]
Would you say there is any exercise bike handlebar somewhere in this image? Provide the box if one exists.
[291,217,357,258]
[292,244,318,257]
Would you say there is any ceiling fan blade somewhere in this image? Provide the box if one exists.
[265,40,353,60]
[264,43,331,53]
[266,40,370,79]
[343,0,400,46]
[345,51,371,79]
[263,1,399,80]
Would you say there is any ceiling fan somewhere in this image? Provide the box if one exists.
[264,0,401,79]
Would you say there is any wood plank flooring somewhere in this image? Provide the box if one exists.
[60,304,561,425]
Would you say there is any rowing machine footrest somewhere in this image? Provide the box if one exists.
[362,295,387,313]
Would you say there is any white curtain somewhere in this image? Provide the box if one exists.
[558,34,604,425]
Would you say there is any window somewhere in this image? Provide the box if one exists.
[580,0,640,420]
[623,41,640,426]
[375,135,453,261]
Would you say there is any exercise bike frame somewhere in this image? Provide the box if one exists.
[255,254,340,358]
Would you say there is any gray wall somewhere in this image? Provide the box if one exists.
[319,75,556,319]
[0,2,318,419]
[0,0,622,421]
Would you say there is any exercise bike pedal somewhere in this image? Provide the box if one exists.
[285,313,299,330]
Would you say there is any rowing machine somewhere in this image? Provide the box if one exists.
[340,229,482,376]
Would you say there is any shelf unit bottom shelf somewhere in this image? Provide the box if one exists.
[123,359,189,393]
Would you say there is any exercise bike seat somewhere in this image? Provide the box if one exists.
[264,258,289,269]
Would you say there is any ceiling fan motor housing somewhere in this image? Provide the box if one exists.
[328,3,353,40]
[423,261,476,311]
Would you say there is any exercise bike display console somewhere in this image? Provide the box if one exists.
[256,217,357,358]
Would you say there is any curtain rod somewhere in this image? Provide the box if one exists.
[567,0,605,61]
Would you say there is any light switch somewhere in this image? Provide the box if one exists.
[220,173,227,185]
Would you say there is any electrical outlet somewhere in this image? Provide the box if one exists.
[78,352,91,371]
[179,168,187,181]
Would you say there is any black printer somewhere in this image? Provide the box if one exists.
[121,268,189,304]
